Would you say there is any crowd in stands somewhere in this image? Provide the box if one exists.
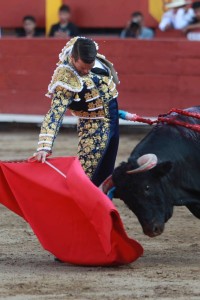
[1,1,200,40]
[14,5,79,38]
[158,0,200,40]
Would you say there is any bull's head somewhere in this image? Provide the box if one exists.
[103,154,173,237]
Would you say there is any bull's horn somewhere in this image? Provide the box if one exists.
[102,175,114,194]
[127,153,158,174]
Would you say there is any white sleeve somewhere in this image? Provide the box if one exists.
[159,11,173,31]
[174,8,195,29]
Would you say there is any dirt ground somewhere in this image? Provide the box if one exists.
[0,128,199,300]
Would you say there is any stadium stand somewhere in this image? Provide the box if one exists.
[0,0,158,33]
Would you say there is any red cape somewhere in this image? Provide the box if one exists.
[0,157,143,266]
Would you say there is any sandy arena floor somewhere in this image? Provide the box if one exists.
[0,128,199,300]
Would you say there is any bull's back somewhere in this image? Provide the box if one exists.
[130,106,200,164]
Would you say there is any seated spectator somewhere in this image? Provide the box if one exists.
[159,0,194,31]
[184,1,200,34]
[120,12,154,39]
[16,16,42,38]
[49,4,79,38]
[121,22,141,38]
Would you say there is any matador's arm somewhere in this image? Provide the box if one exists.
[37,87,74,153]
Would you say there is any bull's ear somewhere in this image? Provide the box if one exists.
[154,161,172,177]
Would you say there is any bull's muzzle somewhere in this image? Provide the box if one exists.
[143,222,165,237]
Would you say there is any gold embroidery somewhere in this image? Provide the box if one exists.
[85,92,93,101]
[83,77,95,89]
[101,84,109,93]
[37,87,73,152]
[47,66,83,95]
[108,81,115,90]
[71,110,105,119]
[104,93,110,100]
[88,99,103,110]
[102,76,110,84]
[88,103,95,110]
[77,117,110,179]
[74,94,81,101]
[91,89,99,98]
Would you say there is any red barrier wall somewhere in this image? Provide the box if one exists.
[1,38,200,117]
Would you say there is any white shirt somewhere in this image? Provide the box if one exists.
[159,8,194,31]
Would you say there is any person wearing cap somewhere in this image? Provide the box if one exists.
[31,37,137,187]
[159,0,194,31]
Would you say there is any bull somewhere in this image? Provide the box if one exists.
[103,106,200,237]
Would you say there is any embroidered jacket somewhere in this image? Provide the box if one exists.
[37,40,119,153]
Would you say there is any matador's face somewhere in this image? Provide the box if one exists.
[71,56,95,76]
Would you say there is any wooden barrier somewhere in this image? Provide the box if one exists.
[0,38,200,117]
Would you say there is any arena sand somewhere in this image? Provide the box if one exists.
[0,129,199,300]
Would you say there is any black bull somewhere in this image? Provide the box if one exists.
[105,106,200,237]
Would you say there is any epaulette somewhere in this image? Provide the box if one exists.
[46,64,83,97]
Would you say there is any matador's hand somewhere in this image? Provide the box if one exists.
[29,151,50,163]
[118,110,138,121]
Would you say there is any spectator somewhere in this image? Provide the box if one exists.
[159,0,194,31]
[121,22,141,38]
[184,1,200,34]
[16,16,42,38]
[120,12,154,39]
[49,4,79,38]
